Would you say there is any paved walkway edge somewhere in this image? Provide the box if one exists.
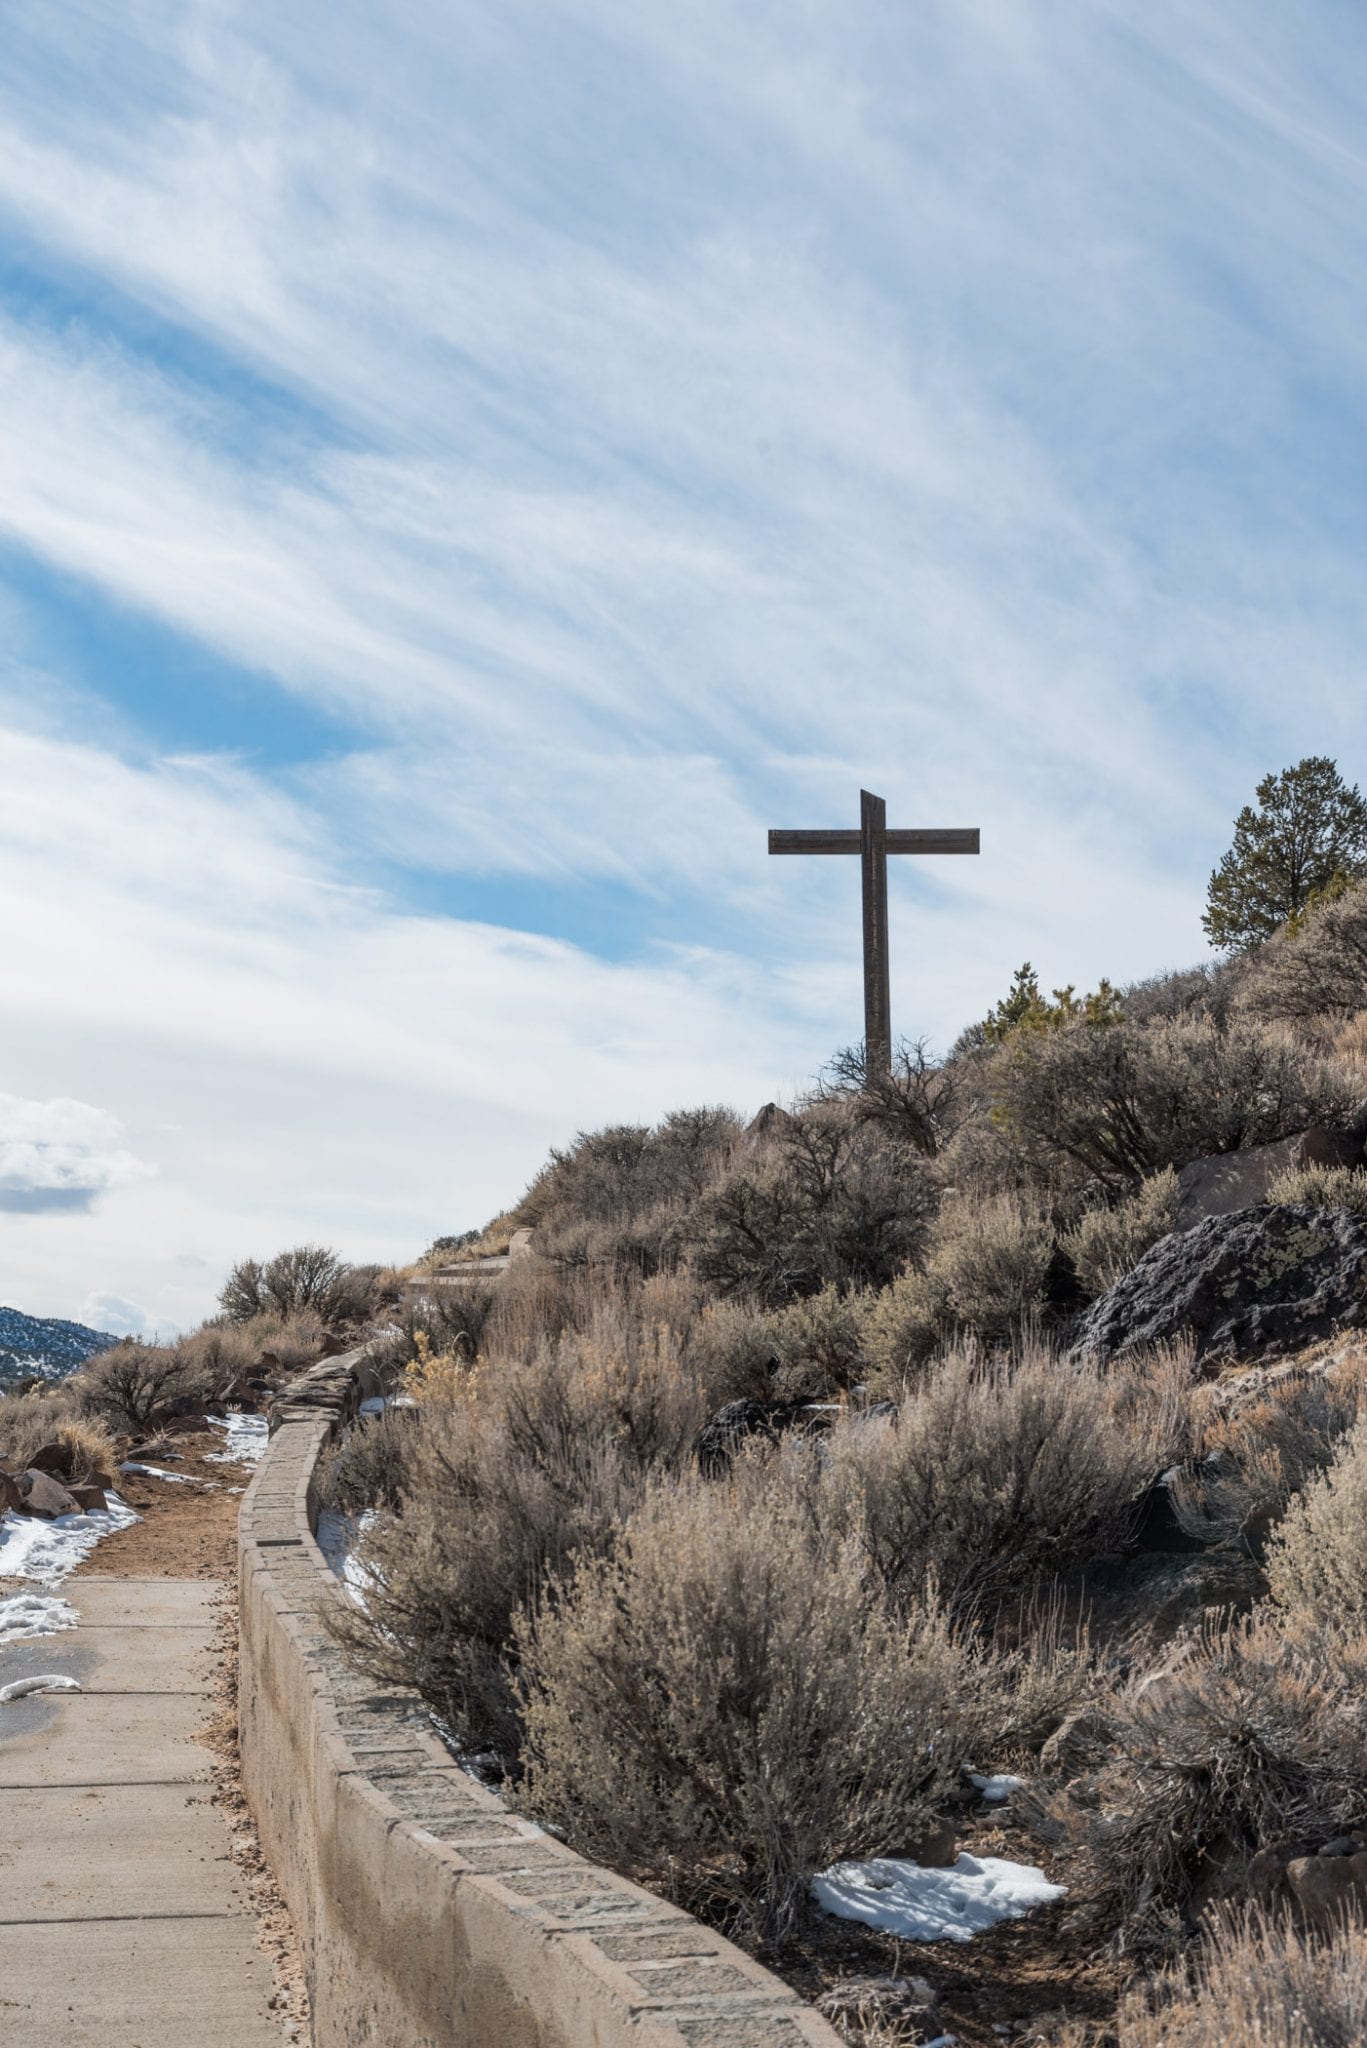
[239,1352,841,2048]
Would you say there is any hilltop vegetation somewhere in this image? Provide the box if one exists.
[311,864,1367,2044]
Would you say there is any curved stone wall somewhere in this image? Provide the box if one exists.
[238,1355,841,2048]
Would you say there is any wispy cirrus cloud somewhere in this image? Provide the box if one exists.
[0,3,1365,1316]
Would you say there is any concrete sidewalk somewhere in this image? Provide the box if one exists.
[0,1576,283,2046]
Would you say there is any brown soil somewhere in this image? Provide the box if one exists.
[80,1429,246,1578]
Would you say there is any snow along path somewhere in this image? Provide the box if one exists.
[0,1573,286,2046]
[205,1411,270,1465]
[0,1492,141,1644]
[813,1852,1065,1943]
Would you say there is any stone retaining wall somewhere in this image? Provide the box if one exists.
[238,1352,841,2048]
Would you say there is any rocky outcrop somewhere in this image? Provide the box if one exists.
[1074,1203,1367,1368]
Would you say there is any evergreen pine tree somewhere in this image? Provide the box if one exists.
[1203,757,1367,953]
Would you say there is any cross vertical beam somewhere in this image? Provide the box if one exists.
[768,789,980,1077]
[861,789,891,1075]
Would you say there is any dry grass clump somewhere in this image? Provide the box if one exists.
[516,1470,967,1943]
[828,1340,1164,1608]
[1101,1907,1367,2047]
[1065,1614,1367,1935]
[0,1390,117,1483]
[1267,1413,1367,1626]
[1063,1169,1180,1299]
[1267,1161,1367,1217]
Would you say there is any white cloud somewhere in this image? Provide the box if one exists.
[81,1292,155,1340]
[0,1093,153,1214]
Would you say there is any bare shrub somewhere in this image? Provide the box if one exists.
[766,1283,871,1396]
[1069,1614,1367,1933]
[859,1194,1056,1388]
[319,1409,416,1516]
[1104,1906,1367,2047]
[812,1039,967,1157]
[527,1109,741,1273]
[74,1341,217,1434]
[993,1016,1355,1192]
[331,1315,701,1758]
[829,1341,1162,1607]
[516,1472,965,1943]
[686,1298,781,1406]
[1267,1414,1367,1626]
[219,1244,386,1328]
[1267,1161,1367,1217]
[1063,1169,1180,1299]
[690,1104,938,1304]
[1119,960,1247,1029]
[386,1285,500,1370]
[1242,875,1367,1022]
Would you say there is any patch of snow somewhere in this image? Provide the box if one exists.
[0,1491,139,1581]
[813,1852,1065,1944]
[119,1460,196,1483]
[0,1589,80,1645]
[967,1772,1023,1803]
[358,1395,386,1417]
[316,1508,377,1607]
[0,1672,83,1703]
[205,1412,269,1466]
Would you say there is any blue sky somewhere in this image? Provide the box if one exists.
[1,0,1366,1330]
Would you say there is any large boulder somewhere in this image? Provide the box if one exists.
[17,1469,82,1518]
[1074,1203,1367,1369]
[1176,1126,1366,1226]
[27,1441,75,1479]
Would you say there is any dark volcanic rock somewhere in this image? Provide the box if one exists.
[692,1397,812,1476]
[1074,1203,1367,1368]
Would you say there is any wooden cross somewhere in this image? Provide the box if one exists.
[769,790,980,1074]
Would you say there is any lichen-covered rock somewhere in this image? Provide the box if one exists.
[1074,1204,1367,1368]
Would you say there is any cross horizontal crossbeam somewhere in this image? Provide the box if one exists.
[768,828,980,857]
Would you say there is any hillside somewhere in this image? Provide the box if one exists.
[0,1305,116,1388]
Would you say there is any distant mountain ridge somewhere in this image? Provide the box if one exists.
[0,1305,117,1388]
